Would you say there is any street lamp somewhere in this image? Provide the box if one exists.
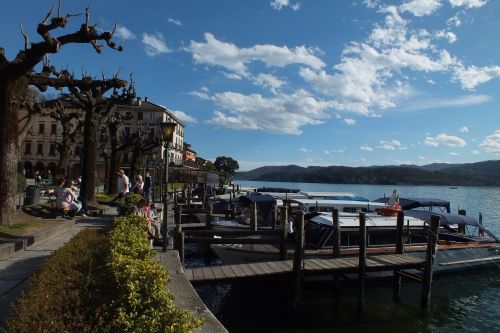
[151,152,157,202]
[160,121,176,252]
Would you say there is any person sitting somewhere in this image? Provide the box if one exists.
[149,202,162,238]
[57,180,84,218]
[136,199,158,239]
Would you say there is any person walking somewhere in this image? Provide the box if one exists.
[143,171,153,202]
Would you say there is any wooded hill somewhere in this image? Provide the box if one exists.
[234,160,500,186]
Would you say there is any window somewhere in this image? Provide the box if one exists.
[25,142,32,155]
[38,123,45,135]
[150,112,155,121]
[124,127,131,138]
[51,124,57,135]
[37,143,43,155]
[137,112,143,121]
[149,128,155,138]
[49,143,56,156]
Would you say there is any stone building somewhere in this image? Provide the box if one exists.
[18,96,185,180]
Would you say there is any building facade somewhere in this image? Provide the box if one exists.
[19,96,185,180]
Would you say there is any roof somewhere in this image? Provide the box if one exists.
[116,99,185,127]
[373,197,451,213]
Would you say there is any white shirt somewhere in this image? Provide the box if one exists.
[117,174,130,194]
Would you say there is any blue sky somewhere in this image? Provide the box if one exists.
[2,0,500,171]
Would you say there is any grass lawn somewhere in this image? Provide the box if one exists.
[0,208,66,244]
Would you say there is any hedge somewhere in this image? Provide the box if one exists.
[3,216,202,333]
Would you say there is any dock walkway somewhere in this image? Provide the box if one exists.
[185,254,425,283]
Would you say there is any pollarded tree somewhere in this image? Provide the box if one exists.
[0,2,123,225]
[214,156,239,184]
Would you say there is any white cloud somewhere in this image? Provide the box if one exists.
[447,14,462,27]
[425,133,466,147]
[472,149,480,155]
[378,140,407,150]
[171,110,198,124]
[223,72,243,80]
[435,30,457,43]
[115,25,136,40]
[299,147,310,153]
[255,73,285,93]
[479,130,500,153]
[189,90,211,100]
[206,89,332,135]
[344,118,356,125]
[363,0,381,9]
[323,150,330,155]
[453,65,500,90]
[270,0,301,11]
[405,94,491,111]
[300,6,459,115]
[427,79,436,85]
[187,33,324,77]
[459,126,469,133]
[360,145,374,151]
[449,152,460,156]
[448,0,488,8]
[141,32,170,56]
[400,0,442,17]
[168,17,183,26]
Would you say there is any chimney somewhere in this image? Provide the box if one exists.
[144,96,149,102]
[136,97,142,106]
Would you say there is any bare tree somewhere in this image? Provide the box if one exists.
[0,2,123,225]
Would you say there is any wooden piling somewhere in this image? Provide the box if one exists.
[271,205,277,230]
[175,205,183,225]
[175,224,185,264]
[279,206,288,260]
[250,201,258,231]
[357,212,367,317]
[205,204,213,229]
[292,211,305,307]
[393,210,405,299]
[332,209,341,302]
[421,214,440,310]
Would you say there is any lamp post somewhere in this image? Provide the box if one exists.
[160,121,176,252]
[151,152,157,202]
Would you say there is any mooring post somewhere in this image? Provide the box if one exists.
[175,224,184,264]
[202,183,207,209]
[357,212,367,317]
[271,205,277,230]
[232,183,235,198]
[231,204,236,219]
[332,209,341,301]
[279,206,288,260]
[250,201,258,231]
[292,211,305,307]
[205,203,213,229]
[187,184,192,207]
[421,215,440,310]
[393,210,405,300]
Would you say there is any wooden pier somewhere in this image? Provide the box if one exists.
[173,201,441,313]
[184,254,425,283]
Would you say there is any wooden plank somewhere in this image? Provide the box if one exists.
[201,266,216,281]
[230,264,247,278]
[221,265,237,278]
[274,260,293,272]
[314,258,335,270]
[212,265,226,280]
[192,268,204,282]
[337,258,358,268]
[266,260,286,274]
[257,262,275,274]
[248,263,266,276]
[304,259,324,271]
[238,264,254,276]
[365,258,385,268]
[319,258,343,269]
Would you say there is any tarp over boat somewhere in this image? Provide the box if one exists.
[373,197,451,213]
[239,193,276,225]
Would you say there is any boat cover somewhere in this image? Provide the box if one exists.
[374,197,451,213]
[239,193,276,225]
[257,187,300,193]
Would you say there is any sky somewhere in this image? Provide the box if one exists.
[2,0,500,171]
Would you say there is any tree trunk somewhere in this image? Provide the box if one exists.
[130,146,142,181]
[80,107,98,204]
[56,148,71,179]
[0,80,22,226]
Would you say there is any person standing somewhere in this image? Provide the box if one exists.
[143,171,153,202]
[116,169,130,198]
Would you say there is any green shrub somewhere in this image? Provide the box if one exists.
[3,229,113,333]
[4,216,202,333]
[116,193,143,216]
[16,173,26,194]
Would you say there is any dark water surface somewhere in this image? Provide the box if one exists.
[187,182,500,333]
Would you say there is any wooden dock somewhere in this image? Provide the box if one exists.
[184,254,425,283]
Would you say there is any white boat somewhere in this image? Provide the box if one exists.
[210,197,500,274]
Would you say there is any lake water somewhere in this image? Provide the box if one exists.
[188,181,500,333]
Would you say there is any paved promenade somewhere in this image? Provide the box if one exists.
[0,214,113,326]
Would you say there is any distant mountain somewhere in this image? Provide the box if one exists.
[234,160,500,186]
